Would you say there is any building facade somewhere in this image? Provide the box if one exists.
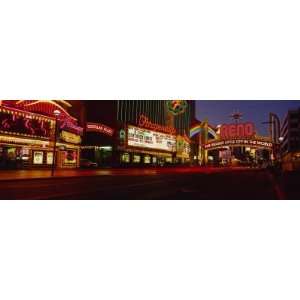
[82,100,195,167]
[0,100,83,169]
[280,108,300,171]
[117,100,195,136]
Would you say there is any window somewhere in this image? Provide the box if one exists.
[133,155,141,163]
[47,152,53,165]
[33,151,44,164]
[144,156,151,164]
[166,157,172,163]
[121,153,130,163]
[64,150,77,164]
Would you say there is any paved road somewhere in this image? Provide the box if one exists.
[0,166,245,180]
[0,167,284,200]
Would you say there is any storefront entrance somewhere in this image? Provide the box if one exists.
[81,146,113,167]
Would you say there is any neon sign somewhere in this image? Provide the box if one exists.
[59,118,83,136]
[204,139,273,150]
[0,107,53,138]
[167,100,188,115]
[12,100,76,121]
[2,100,83,135]
[220,122,255,139]
[86,122,114,136]
[138,115,176,135]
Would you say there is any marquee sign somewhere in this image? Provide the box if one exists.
[2,100,77,121]
[60,130,82,144]
[0,106,53,138]
[139,114,176,135]
[128,125,176,152]
[204,138,273,150]
[1,100,84,136]
[86,122,114,136]
[220,122,255,139]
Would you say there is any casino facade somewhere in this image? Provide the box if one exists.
[81,100,196,167]
[0,100,84,169]
[0,100,279,169]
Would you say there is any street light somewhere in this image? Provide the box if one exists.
[51,110,61,176]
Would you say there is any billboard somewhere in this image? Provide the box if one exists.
[128,125,176,152]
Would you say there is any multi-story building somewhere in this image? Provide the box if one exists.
[0,100,83,169]
[280,108,300,171]
[81,100,195,167]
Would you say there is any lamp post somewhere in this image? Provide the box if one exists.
[262,115,281,163]
[51,110,61,176]
[278,136,284,160]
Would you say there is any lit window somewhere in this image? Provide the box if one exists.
[133,155,141,163]
[33,151,44,164]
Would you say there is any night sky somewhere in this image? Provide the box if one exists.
[195,100,300,136]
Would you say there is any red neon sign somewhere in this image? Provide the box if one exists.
[204,139,273,150]
[86,122,114,136]
[59,118,83,136]
[0,107,52,138]
[220,122,255,139]
[138,115,176,135]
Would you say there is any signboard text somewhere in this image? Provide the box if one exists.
[139,115,176,135]
[220,122,255,139]
[86,122,114,136]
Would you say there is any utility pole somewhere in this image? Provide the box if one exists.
[51,110,61,176]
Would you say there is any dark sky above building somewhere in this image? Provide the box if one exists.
[195,100,300,136]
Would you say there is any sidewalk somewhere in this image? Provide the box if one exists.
[0,166,252,182]
[0,169,118,181]
[0,167,171,181]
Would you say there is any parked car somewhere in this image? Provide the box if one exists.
[80,159,98,168]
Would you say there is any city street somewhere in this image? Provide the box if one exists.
[0,167,292,200]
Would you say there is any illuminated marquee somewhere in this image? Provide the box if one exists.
[204,138,273,150]
[220,122,255,139]
[176,135,191,157]
[0,106,53,139]
[86,122,114,136]
[60,130,82,144]
[2,100,76,120]
[139,115,176,135]
[1,100,83,136]
[128,125,176,152]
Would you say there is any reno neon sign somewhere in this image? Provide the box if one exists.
[220,122,255,139]
[204,139,273,150]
